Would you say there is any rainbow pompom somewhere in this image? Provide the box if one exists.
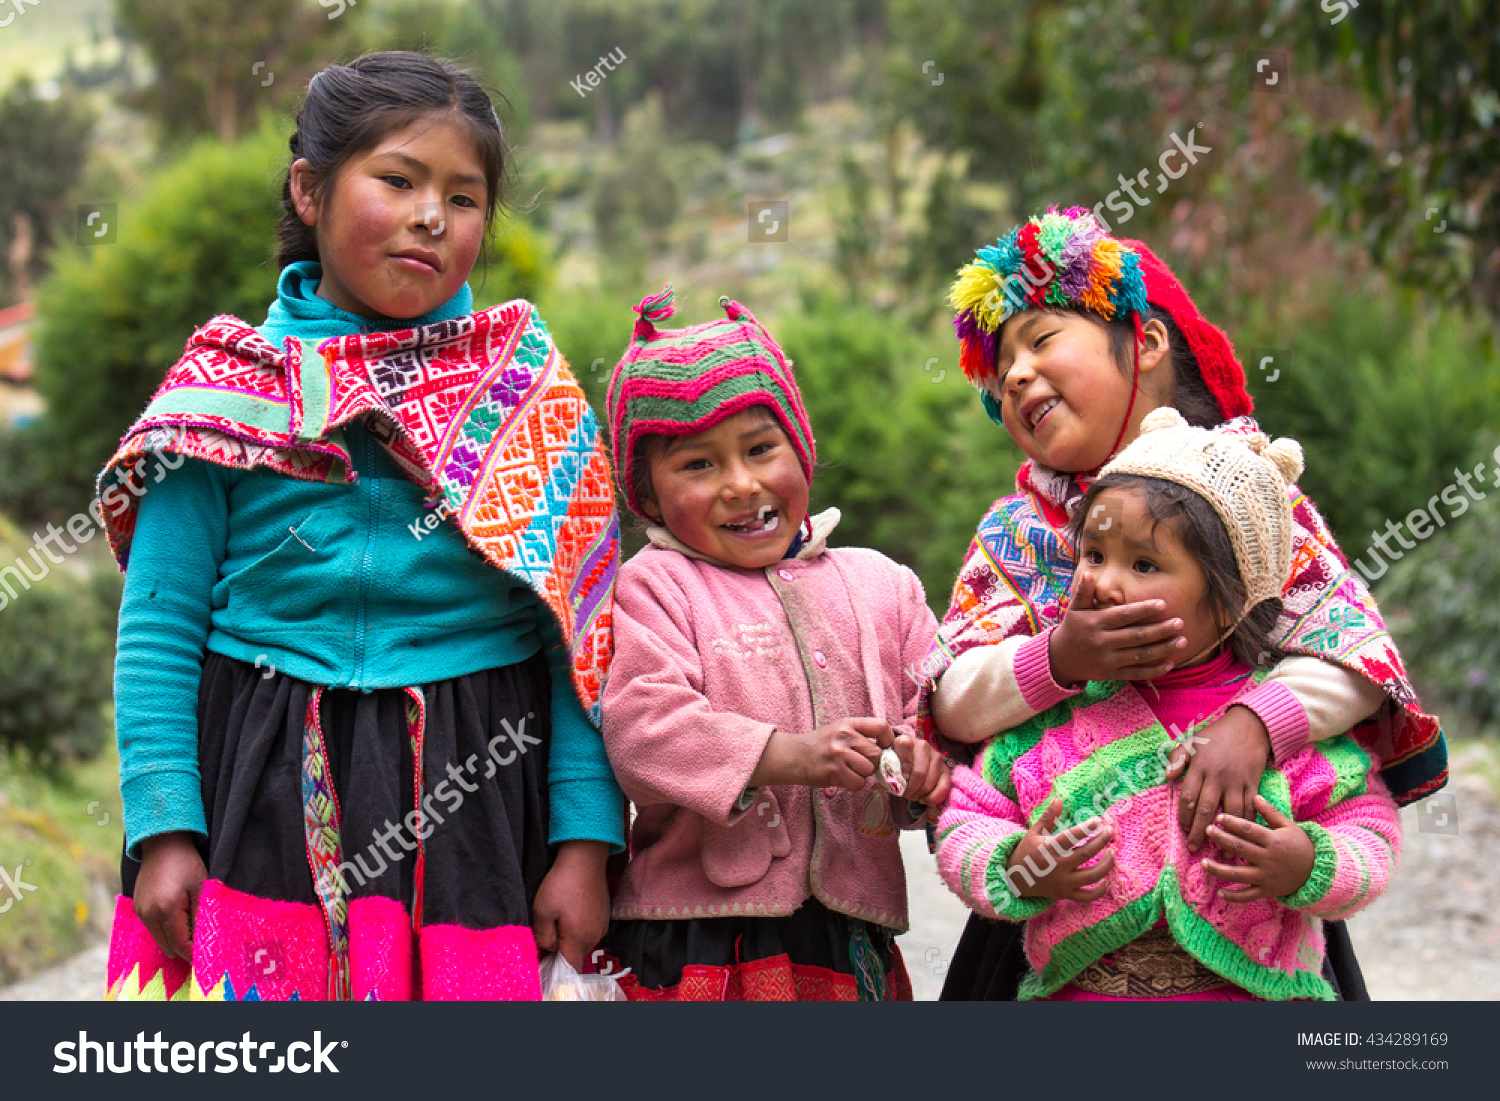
[950,207,1148,385]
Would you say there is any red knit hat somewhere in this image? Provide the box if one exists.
[1122,238,1253,422]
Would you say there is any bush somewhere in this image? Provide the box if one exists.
[1244,290,1500,554]
[1380,472,1500,737]
[0,512,120,765]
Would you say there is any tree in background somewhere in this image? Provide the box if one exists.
[0,79,96,306]
[114,0,350,143]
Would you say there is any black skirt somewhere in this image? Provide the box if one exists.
[113,650,554,1000]
[605,897,895,989]
[937,913,1371,1001]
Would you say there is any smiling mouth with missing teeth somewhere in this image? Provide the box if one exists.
[722,505,780,534]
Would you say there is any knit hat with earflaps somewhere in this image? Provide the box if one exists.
[605,284,816,519]
[1099,407,1304,614]
[950,207,1254,440]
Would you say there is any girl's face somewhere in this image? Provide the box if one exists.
[1073,486,1227,669]
[992,309,1167,474]
[641,408,810,570]
[291,113,488,320]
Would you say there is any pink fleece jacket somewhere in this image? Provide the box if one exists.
[602,510,937,931]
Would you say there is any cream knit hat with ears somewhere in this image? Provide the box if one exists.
[1098,407,1305,614]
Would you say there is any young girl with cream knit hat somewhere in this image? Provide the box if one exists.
[596,287,950,1000]
[937,410,1402,1000]
[921,207,1444,999]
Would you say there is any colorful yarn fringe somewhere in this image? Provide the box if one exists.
[950,206,1148,386]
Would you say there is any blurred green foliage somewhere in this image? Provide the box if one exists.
[1244,289,1500,550]
[1381,476,1500,737]
[0,512,120,766]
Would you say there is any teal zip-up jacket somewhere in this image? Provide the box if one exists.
[114,262,625,858]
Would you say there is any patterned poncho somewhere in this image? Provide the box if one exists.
[915,420,1446,806]
[97,300,618,719]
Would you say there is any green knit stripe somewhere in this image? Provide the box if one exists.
[1042,722,1173,826]
[1309,734,1372,809]
[631,317,743,351]
[143,385,292,434]
[1162,867,1336,1001]
[1018,888,1161,999]
[622,374,811,451]
[982,830,1053,921]
[1279,821,1339,911]
[981,680,1124,801]
[1257,768,1293,817]
[294,338,331,441]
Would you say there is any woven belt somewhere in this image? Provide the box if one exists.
[301,685,428,1001]
[1069,925,1233,998]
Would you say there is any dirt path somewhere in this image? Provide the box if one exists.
[7,743,1497,1002]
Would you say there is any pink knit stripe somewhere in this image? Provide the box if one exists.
[418,923,541,1001]
[1304,793,1400,917]
[191,878,331,1000]
[639,324,793,371]
[936,769,1026,919]
[624,357,794,401]
[348,895,413,1001]
[1240,681,1310,763]
[106,895,190,999]
[1282,748,1343,817]
[1014,628,1079,710]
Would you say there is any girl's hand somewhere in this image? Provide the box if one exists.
[532,840,611,970]
[749,718,892,791]
[892,733,952,806]
[134,832,206,961]
[1049,575,1188,686]
[1202,796,1315,902]
[1165,705,1270,851]
[1005,799,1114,901]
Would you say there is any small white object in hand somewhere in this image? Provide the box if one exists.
[878,746,905,797]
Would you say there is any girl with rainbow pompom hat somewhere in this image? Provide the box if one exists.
[918,206,1445,1000]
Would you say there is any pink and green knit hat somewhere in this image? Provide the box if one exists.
[605,285,816,519]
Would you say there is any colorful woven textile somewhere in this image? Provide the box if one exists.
[916,420,1447,806]
[96,300,617,719]
[605,285,815,518]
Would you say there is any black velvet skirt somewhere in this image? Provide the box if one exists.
[111,650,554,1000]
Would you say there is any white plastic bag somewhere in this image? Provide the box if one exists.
[539,952,630,1001]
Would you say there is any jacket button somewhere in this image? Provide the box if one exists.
[813,650,827,667]
[778,568,795,581]
[822,786,838,798]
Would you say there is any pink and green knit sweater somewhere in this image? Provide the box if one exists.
[936,659,1402,1001]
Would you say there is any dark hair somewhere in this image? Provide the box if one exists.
[629,404,780,525]
[1103,306,1222,428]
[1069,474,1283,670]
[276,51,511,270]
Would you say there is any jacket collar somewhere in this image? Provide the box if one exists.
[645,507,842,567]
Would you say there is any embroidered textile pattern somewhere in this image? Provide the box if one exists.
[96,301,618,720]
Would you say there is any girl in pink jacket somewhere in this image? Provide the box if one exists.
[596,287,951,1000]
[937,409,1402,1000]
